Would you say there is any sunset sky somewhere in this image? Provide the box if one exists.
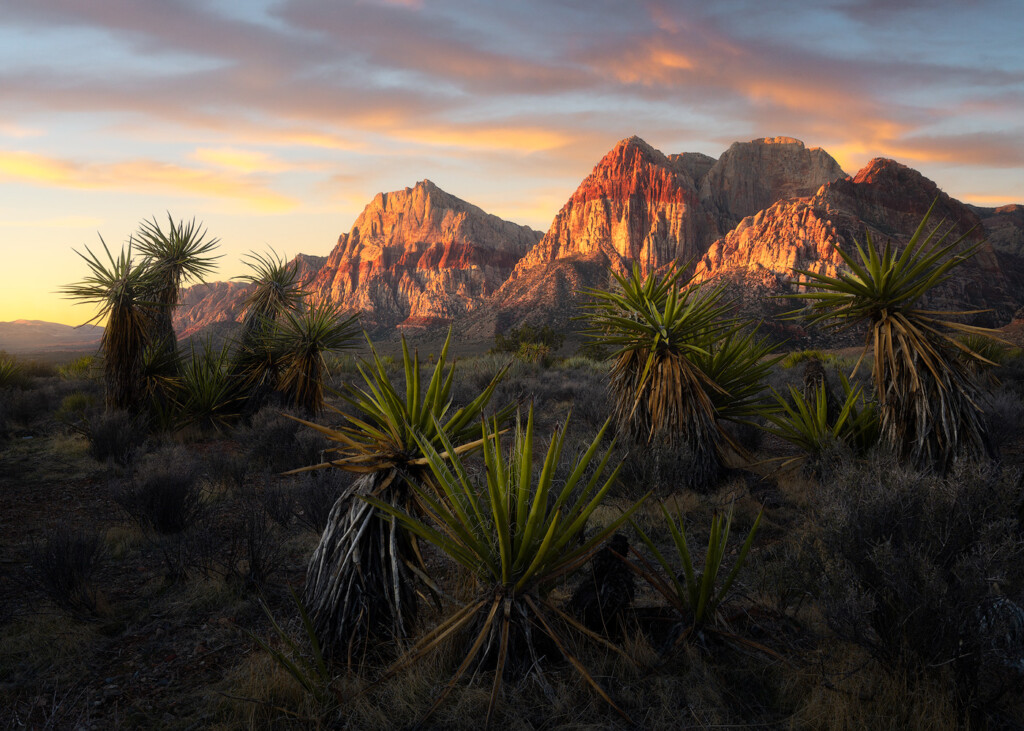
[1,0,1022,326]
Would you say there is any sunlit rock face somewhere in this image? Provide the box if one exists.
[513,136,719,276]
[695,157,1014,322]
[307,180,541,329]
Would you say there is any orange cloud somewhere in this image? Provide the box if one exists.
[392,125,571,153]
[0,150,297,211]
[191,147,295,174]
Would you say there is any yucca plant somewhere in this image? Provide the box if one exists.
[289,332,511,663]
[236,250,307,339]
[61,237,156,410]
[581,263,736,483]
[0,354,25,389]
[233,250,308,398]
[134,214,220,358]
[765,374,880,472]
[631,502,761,644]
[176,337,243,431]
[367,408,646,727]
[790,202,999,472]
[269,301,359,415]
[688,325,781,429]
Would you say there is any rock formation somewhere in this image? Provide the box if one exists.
[307,180,541,329]
[698,137,846,228]
[173,135,1023,343]
[694,158,1014,323]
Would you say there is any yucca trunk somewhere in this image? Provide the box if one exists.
[610,348,721,487]
[879,345,993,473]
[304,469,418,662]
[103,298,148,412]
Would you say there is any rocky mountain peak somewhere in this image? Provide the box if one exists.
[509,135,717,278]
[699,137,847,228]
[307,181,541,329]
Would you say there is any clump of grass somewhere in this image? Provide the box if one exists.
[115,446,205,533]
[78,407,148,465]
[27,525,107,616]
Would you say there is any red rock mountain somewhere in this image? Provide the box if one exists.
[307,180,541,329]
[174,136,1024,342]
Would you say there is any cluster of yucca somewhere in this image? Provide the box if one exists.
[62,220,358,426]
[580,262,779,483]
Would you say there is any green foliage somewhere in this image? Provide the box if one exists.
[295,332,511,473]
[790,201,997,472]
[632,502,761,633]
[688,326,781,427]
[57,355,98,381]
[295,330,514,661]
[581,263,732,446]
[366,408,645,726]
[766,374,880,470]
[269,301,359,415]
[492,323,564,354]
[248,589,334,710]
[235,249,307,339]
[134,214,220,354]
[176,337,243,431]
[0,354,26,389]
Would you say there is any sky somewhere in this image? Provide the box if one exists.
[1,0,1022,326]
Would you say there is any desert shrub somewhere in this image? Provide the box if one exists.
[813,455,1024,714]
[492,322,564,354]
[259,480,295,528]
[293,469,348,534]
[115,447,204,533]
[57,355,98,381]
[55,391,98,426]
[981,385,1024,451]
[228,506,284,592]
[80,408,148,465]
[206,448,250,492]
[27,525,106,615]
[240,406,327,472]
[248,406,329,470]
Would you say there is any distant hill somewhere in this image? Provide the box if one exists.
[0,320,103,354]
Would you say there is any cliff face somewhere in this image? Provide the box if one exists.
[694,158,1013,321]
[698,137,846,228]
[308,180,541,329]
[513,136,718,277]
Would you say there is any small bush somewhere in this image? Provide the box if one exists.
[28,525,106,615]
[492,323,564,354]
[982,385,1024,451]
[115,447,204,533]
[57,355,98,381]
[240,407,327,472]
[207,448,250,492]
[813,456,1024,714]
[229,506,283,592]
[260,480,295,528]
[80,408,148,465]
[293,469,347,534]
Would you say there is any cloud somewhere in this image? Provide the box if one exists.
[0,150,297,211]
